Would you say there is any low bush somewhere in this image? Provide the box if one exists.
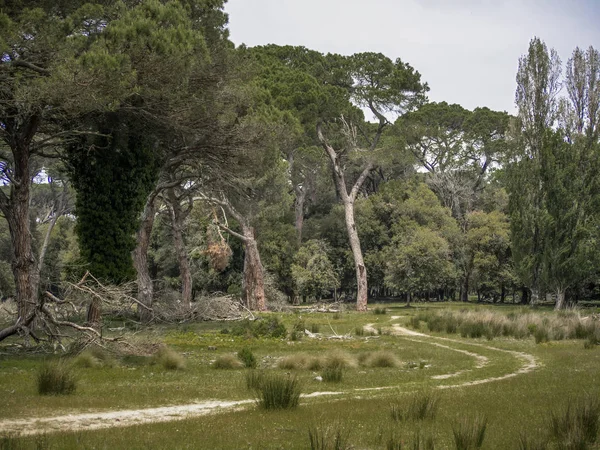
[37,362,77,395]
[237,347,257,369]
[213,354,244,369]
[255,374,301,410]
[152,347,186,371]
[452,415,488,450]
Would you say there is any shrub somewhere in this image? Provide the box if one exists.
[255,374,301,410]
[452,415,488,450]
[322,365,343,383]
[213,354,244,369]
[37,362,77,395]
[364,351,399,368]
[153,347,186,370]
[549,396,600,447]
[308,424,350,450]
[237,347,257,369]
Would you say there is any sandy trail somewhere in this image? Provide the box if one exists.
[0,322,538,437]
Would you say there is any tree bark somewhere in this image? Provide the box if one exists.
[461,276,469,302]
[133,195,158,323]
[554,289,566,310]
[317,123,373,312]
[167,189,193,307]
[294,185,307,244]
[241,226,266,311]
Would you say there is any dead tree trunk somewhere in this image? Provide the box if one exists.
[554,288,566,310]
[133,195,158,322]
[317,123,375,312]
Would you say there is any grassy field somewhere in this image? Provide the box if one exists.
[0,302,599,449]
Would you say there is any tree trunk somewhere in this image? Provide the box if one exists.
[554,289,566,310]
[133,195,157,323]
[4,144,39,322]
[343,199,368,311]
[167,189,192,307]
[530,288,539,306]
[460,275,469,302]
[86,298,101,326]
[242,226,266,311]
[294,185,306,244]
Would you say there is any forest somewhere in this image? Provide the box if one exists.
[0,0,598,339]
[1,1,600,449]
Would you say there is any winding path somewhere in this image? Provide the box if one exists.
[0,319,538,436]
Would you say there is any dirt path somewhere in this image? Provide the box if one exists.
[0,322,538,437]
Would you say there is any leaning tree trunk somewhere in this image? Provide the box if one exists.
[167,189,193,307]
[133,195,158,323]
[241,226,266,312]
[343,198,368,311]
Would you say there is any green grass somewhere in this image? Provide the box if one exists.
[37,362,77,396]
[0,303,599,448]
[255,373,301,410]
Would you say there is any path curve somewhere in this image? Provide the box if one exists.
[0,323,538,436]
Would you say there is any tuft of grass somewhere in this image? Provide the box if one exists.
[373,306,387,315]
[244,370,266,390]
[386,431,435,450]
[363,351,399,368]
[452,415,488,450]
[213,354,244,369]
[324,351,356,369]
[308,424,350,450]
[37,361,77,396]
[322,365,343,383]
[310,323,321,333]
[390,391,440,422]
[517,432,549,450]
[255,373,301,410]
[73,347,116,369]
[549,396,600,447]
[355,326,365,336]
[278,353,309,370]
[237,347,257,369]
[153,347,186,371]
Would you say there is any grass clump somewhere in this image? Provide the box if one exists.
[213,354,244,369]
[324,351,356,369]
[386,431,435,450]
[37,362,77,396]
[452,415,488,450]
[244,370,266,390]
[390,391,440,421]
[373,306,387,315]
[549,396,600,447]
[73,347,116,369]
[278,353,310,370]
[308,424,350,450]
[322,365,343,383]
[231,316,287,339]
[517,433,549,450]
[152,346,186,370]
[237,347,257,369]
[363,351,399,368]
[255,373,301,410]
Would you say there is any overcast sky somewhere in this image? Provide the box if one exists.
[225,0,600,115]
